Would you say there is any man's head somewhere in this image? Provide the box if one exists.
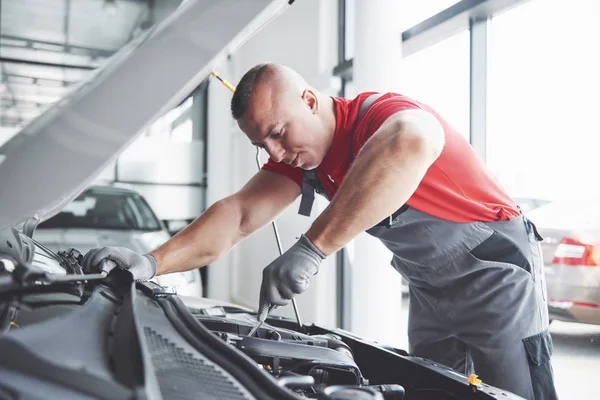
[231,63,335,170]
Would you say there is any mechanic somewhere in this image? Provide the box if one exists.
[83,63,558,399]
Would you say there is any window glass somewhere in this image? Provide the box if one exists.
[130,194,163,231]
[488,2,600,399]
[399,30,470,138]
[38,190,161,231]
[343,0,461,60]
[343,31,469,138]
[487,0,600,201]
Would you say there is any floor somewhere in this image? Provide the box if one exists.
[549,320,600,400]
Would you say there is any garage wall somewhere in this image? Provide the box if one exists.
[346,0,406,348]
[0,127,20,147]
[206,0,340,328]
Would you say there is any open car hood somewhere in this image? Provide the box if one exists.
[0,0,291,231]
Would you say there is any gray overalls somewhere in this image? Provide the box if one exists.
[298,94,558,400]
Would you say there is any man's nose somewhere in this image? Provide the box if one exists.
[265,141,285,163]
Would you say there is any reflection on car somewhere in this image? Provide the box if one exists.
[33,185,201,297]
[527,199,600,325]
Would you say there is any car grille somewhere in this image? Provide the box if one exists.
[144,327,251,400]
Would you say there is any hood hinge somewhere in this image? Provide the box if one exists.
[22,216,41,238]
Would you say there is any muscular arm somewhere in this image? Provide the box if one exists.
[150,169,300,275]
[305,109,445,255]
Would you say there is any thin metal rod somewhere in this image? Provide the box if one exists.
[248,319,264,337]
[255,147,303,329]
[210,69,304,330]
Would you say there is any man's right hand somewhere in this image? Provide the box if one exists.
[82,247,157,281]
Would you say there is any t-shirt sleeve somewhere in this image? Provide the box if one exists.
[261,158,304,187]
[352,95,423,155]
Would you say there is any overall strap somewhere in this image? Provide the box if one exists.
[358,92,383,120]
[298,93,383,217]
[298,169,322,216]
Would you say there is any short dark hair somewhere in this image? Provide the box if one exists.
[230,63,271,120]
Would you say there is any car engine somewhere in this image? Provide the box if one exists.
[192,310,406,399]
[0,235,523,400]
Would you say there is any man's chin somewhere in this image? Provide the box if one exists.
[297,154,324,170]
[301,161,319,170]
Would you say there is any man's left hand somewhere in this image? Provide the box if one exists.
[258,234,326,321]
[82,247,157,281]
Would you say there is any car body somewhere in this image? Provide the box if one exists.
[33,185,202,297]
[0,0,526,398]
[0,232,524,400]
[526,199,600,325]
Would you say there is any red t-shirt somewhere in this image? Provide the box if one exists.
[262,92,520,223]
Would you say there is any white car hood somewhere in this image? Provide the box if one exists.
[0,0,291,231]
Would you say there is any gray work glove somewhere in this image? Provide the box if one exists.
[82,247,157,281]
[258,234,326,322]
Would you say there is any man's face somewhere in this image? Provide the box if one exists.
[238,86,331,170]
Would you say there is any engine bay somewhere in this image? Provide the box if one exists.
[0,237,525,400]
[193,309,405,399]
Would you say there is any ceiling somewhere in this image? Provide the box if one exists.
[0,0,183,128]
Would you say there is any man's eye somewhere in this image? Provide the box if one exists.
[271,131,283,138]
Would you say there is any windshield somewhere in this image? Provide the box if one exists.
[38,189,162,231]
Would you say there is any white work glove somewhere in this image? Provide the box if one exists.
[82,247,157,281]
[258,234,326,322]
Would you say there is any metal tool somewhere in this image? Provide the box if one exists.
[248,304,277,337]
[211,69,303,331]
[248,319,265,337]
[254,147,303,329]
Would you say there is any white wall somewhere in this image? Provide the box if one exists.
[348,0,405,348]
[0,127,21,147]
[206,0,339,328]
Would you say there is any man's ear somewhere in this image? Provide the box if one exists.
[302,89,318,114]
